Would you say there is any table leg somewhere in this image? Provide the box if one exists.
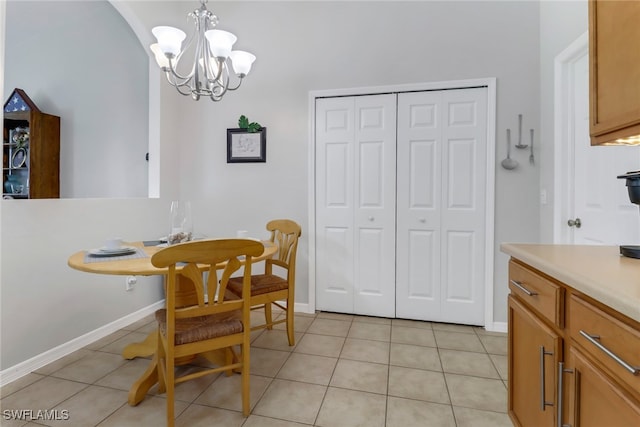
[122,275,195,360]
[122,331,157,360]
[126,274,207,404]
[128,353,159,406]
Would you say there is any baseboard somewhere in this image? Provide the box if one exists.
[294,302,314,314]
[485,321,507,334]
[296,301,504,332]
[0,300,165,387]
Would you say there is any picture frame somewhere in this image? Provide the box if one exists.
[226,128,266,163]
[11,147,27,168]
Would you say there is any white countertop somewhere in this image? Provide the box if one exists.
[501,244,640,323]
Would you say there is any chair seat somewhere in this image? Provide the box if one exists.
[155,309,243,346]
[228,274,289,297]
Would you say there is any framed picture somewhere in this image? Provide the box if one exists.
[227,128,266,163]
[11,147,27,168]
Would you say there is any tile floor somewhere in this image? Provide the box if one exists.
[0,309,511,427]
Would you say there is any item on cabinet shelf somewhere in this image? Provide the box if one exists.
[11,127,29,147]
[529,129,535,165]
[11,147,27,168]
[501,129,518,170]
[515,114,528,149]
[4,174,22,194]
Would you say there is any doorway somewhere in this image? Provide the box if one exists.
[554,33,640,245]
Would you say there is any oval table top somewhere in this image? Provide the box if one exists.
[67,239,277,276]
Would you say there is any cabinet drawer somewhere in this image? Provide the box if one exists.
[509,260,564,327]
[569,295,640,396]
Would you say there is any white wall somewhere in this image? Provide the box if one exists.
[1,0,544,372]
[4,0,149,199]
[167,0,541,323]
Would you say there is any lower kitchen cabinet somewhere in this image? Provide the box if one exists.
[567,346,640,427]
[508,295,561,427]
[505,253,640,427]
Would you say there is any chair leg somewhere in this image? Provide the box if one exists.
[264,302,273,330]
[166,354,175,427]
[224,347,234,376]
[156,331,167,394]
[241,341,250,416]
[286,296,295,346]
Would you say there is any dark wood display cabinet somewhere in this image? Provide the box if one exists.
[3,88,60,199]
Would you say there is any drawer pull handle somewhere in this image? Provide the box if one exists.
[579,330,640,376]
[557,362,574,427]
[510,279,538,296]
[540,346,554,411]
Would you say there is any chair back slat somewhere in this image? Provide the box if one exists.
[218,257,241,301]
[179,263,206,307]
[267,219,302,266]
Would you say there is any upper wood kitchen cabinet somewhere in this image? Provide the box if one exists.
[589,0,640,145]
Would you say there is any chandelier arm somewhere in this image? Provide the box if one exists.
[225,77,244,92]
[165,55,196,84]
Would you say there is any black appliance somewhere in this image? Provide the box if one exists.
[617,170,640,258]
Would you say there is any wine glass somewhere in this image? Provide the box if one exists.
[168,200,193,245]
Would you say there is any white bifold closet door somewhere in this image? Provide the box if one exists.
[396,88,487,325]
[315,94,397,317]
[315,87,487,325]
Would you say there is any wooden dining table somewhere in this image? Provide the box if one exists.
[67,239,277,405]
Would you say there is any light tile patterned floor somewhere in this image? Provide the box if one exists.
[0,310,511,426]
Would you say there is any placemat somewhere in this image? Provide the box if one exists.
[83,248,149,264]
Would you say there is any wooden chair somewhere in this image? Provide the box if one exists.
[228,219,302,346]
[151,238,263,426]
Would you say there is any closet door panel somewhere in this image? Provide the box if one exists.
[316,94,396,317]
[397,87,487,324]
[445,230,475,300]
[315,97,356,312]
[353,95,397,317]
[396,91,443,320]
[440,88,487,324]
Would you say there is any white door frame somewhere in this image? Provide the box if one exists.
[307,78,498,328]
[553,32,589,243]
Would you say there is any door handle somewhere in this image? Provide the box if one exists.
[567,218,581,228]
[510,280,538,296]
[579,330,640,375]
[540,346,554,411]
[557,362,574,427]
